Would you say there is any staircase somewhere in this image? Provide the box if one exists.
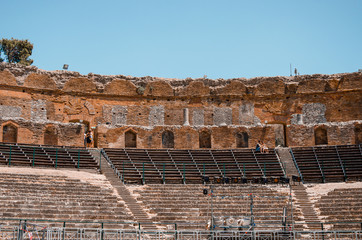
[89,149,158,230]
[275,147,299,178]
[292,184,321,230]
[276,148,321,230]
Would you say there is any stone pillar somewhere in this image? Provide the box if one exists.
[183,108,190,126]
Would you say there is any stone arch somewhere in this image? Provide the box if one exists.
[199,130,211,148]
[144,81,174,97]
[0,70,17,86]
[69,119,90,132]
[63,77,97,93]
[254,78,285,96]
[104,79,137,96]
[216,80,247,96]
[315,126,328,145]
[44,125,58,146]
[24,73,57,90]
[355,124,362,145]
[2,122,18,143]
[125,129,137,148]
[179,81,210,97]
[236,132,249,148]
[162,130,174,148]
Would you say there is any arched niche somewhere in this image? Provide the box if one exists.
[315,126,328,145]
[236,132,249,148]
[162,131,174,148]
[199,130,211,148]
[2,123,18,143]
[44,125,58,146]
[355,124,362,145]
[125,130,137,148]
[69,119,90,132]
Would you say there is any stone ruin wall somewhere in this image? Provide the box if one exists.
[0,62,361,149]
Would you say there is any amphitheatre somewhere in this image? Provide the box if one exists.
[0,62,361,239]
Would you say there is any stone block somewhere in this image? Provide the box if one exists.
[31,100,47,122]
[0,105,22,118]
[291,114,303,125]
[215,80,246,96]
[302,103,326,124]
[127,106,150,126]
[178,81,210,97]
[149,105,164,126]
[239,103,260,125]
[24,73,57,90]
[254,78,285,96]
[164,108,183,125]
[111,106,127,126]
[297,79,327,93]
[144,81,174,97]
[174,127,198,149]
[63,77,97,93]
[0,70,17,86]
[213,107,232,126]
[338,73,362,91]
[211,127,236,148]
[192,109,204,126]
[287,125,314,147]
[104,79,137,96]
[327,124,354,146]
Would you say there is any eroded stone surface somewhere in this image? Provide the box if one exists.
[149,105,164,126]
[302,103,326,124]
[0,105,22,118]
[0,62,360,148]
[0,70,17,86]
[24,73,57,90]
[213,107,232,126]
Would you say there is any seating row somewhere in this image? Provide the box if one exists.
[0,172,134,229]
[130,184,301,230]
[315,188,362,230]
[103,148,285,184]
[290,144,362,183]
[0,143,98,169]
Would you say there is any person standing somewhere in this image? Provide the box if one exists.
[85,130,93,148]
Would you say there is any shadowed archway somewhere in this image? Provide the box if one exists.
[125,130,137,148]
[162,131,174,148]
[2,123,18,143]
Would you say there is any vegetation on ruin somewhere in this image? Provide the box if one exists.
[0,38,33,66]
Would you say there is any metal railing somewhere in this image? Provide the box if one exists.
[0,226,361,240]
[289,149,304,183]
[0,143,98,170]
[290,144,362,183]
[108,161,284,184]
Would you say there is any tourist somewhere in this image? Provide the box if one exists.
[85,130,93,148]
[261,141,269,153]
[255,140,262,153]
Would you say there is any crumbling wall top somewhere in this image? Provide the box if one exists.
[0,62,360,96]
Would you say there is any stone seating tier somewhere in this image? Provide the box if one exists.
[0,143,99,169]
[0,172,134,229]
[104,148,284,184]
[315,187,362,230]
[129,184,301,230]
[291,144,362,183]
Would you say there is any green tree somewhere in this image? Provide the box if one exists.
[0,38,34,66]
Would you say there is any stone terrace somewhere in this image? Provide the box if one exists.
[0,166,134,229]
[306,182,362,231]
[128,184,304,230]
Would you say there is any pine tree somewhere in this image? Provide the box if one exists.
[0,38,34,66]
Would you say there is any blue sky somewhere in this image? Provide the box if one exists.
[1,0,361,79]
